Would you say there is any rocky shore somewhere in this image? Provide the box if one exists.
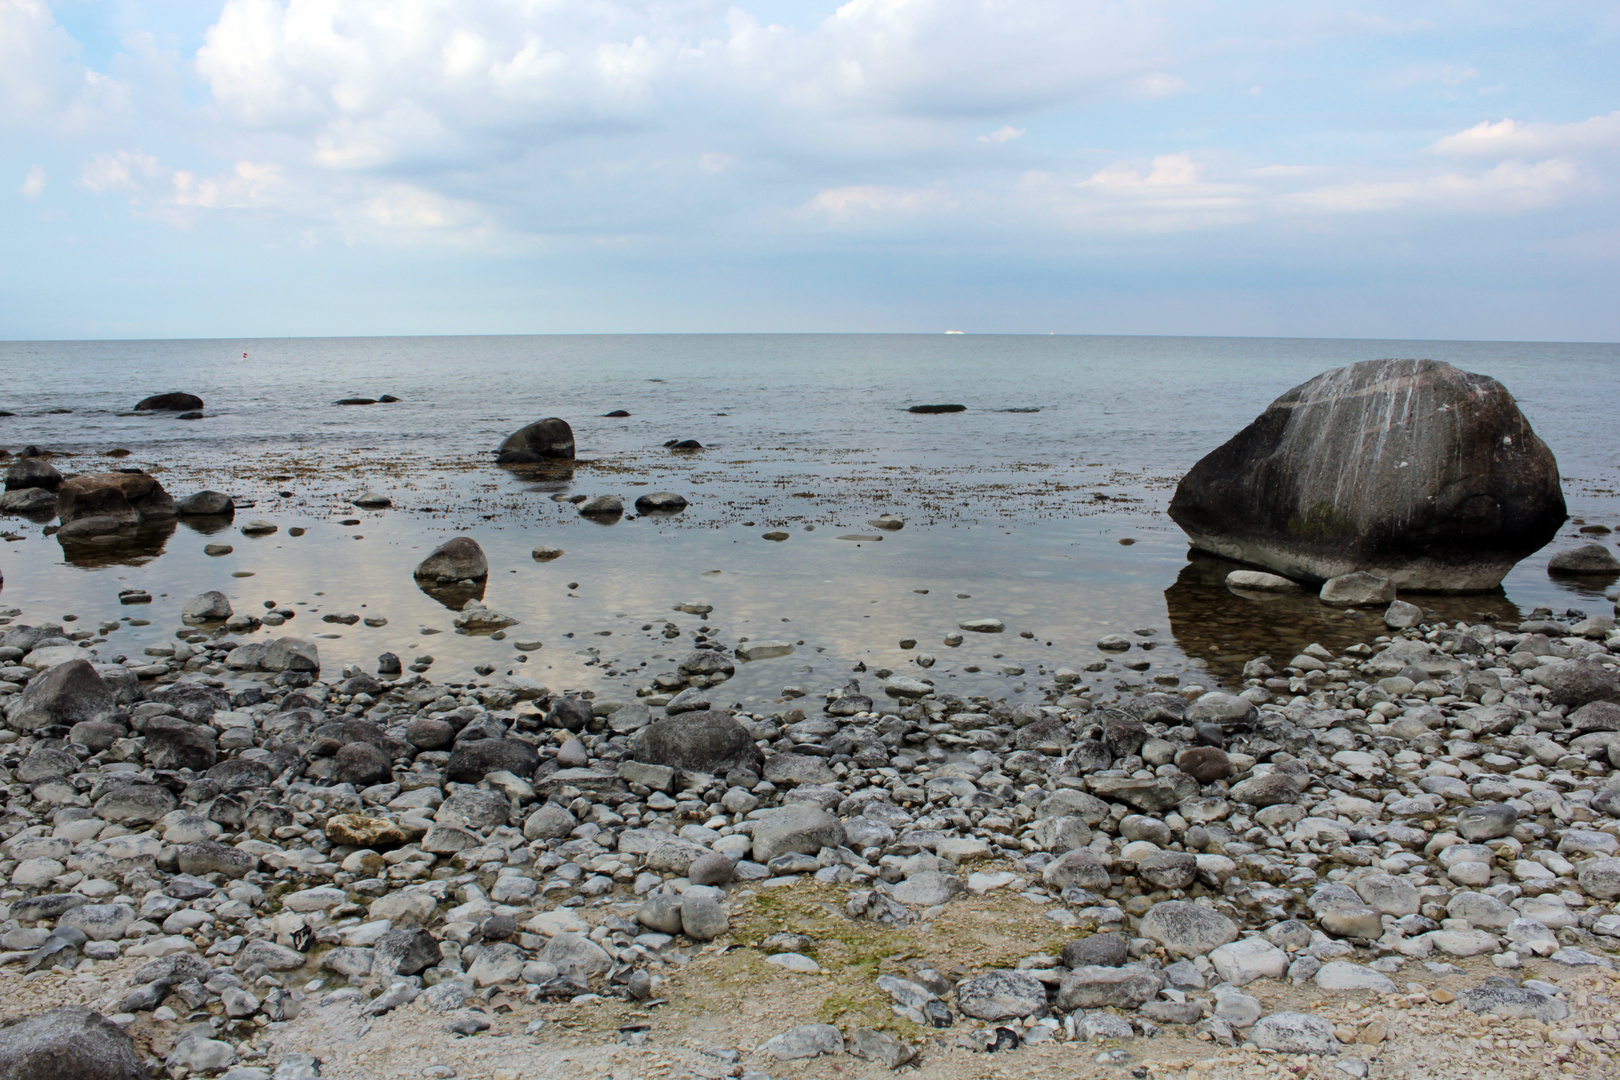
[4,584,1620,1080]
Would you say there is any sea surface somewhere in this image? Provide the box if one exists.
[2,334,1617,707]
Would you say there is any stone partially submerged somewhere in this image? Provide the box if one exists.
[1168,359,1565,591]
[496,418,575,464]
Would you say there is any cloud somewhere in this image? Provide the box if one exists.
[0,0,128,131]
[1013,153,1255,233]
[19,164,45,197]
[979,126,1024,143]
[804,183,959,221]
[1431,111,1620,158]
[1287,158,1583,214]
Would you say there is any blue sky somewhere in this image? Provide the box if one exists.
[3,0,1618,340]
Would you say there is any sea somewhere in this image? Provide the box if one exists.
[2,334,1617,709]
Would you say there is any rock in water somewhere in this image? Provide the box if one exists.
[5,457,62,492]
[134,392,203,412]
[0,1005,148,1080]
[1547,543,1620,574]
[176,490,233,516]
[496,418,575,463]
[414,536,489,582]
[1168,359,1565,591]
[54,472,176,539]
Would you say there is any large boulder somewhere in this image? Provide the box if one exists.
[414,536,489,582]
[176,490,233,516]
[629,710,765,775]
[134,392,204,412]
[4,458,62,492]
[6,660,116,732]
[1168,359,1565,590]
[0,1006,147,1080]
[496,418,576,464]
[54,473,176,539]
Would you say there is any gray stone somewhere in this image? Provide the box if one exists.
[759,1024,844,1060]
[0,1006,147,1080]
[890,871,965,907]
[1548,544,1620,574]
[58,904,134,943]
[1313,962,1396,993]
[414,536,489,581]
[1456,803,1518,841]
[1319,572,1396,607]
[176,840,257,879]
[849,1028,916,1069]
[373,927,441,976]
[467,943,526,987]
[496,418,575,463]
[539,932,612,981]
[751,806,845,863]
[7,660,116,733]
[681,896,729,941]
[523,803,577,841]
[1577,858,1620,901]
[1055,965,1164,1010]
[1383,600,1423,629]
[1062,934,1128,969]
[1140,901,1239,957]
[956,970,1048,1020]
[1209,938,1289,986]
[1249,1012,1338,1054]
[1457,985,1569,1023]
[182,591,233,622]
[631,710,763,775]
[1168,359,1566,590]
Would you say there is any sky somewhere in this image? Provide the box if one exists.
[2,0,1618,341]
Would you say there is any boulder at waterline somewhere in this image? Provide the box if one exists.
[176,490,233,515]
[1548,543,1620,574]
[634,491,688,512]
[4,457,62,492]
[629,709,765,775]
[1168,359,1565,590]
[134,392,203,412]
[495,417,575,463]
[55,472,176,539]
[414,536,489,582]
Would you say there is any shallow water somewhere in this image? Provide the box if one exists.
[2,334,1617,704]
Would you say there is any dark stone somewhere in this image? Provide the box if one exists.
[603,410,631,417]
[1168,359,1565,590]
[374,927,442,976]
[176,491,234,516]
[414,536,489,582]
[496,418,576,463]
[148,682,229,723]
[4,458,62,492]
[134,392,203,412]
[175,840,257,878]
[0,1005,147,1080]
[1547,544,1620,574]
[336,742,393,785]
[1536,661,1620,709]
[446,739,540,782]
[665,439,702,450]
[378,653,402,676]
[406,716,455,749]
[334,397,377,405]
[1062,933,1129,969]
[1175,746,1232,783]
[630,710,765,775]
[9,660,116,733]
[908,404,966,414]
[55,472,175,528]
[10,895,88,923]
[141,717,218,772]
[549,696,592,731]
[204,759,274,792]
[633,492,688,513]
[1101,715,1148,756]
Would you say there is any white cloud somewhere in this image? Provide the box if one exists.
[0,0,128,131]
[1431,111,1620,158]
[1287,158,1582,214]
[979,126,1024,143]
[1013,153,1255,233]
[19,164,45,197]
[805,183,958,220]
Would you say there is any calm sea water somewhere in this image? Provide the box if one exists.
[2,334,1617,704]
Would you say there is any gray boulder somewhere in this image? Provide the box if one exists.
[1168,359,1565,590]
[956,971,1047,1020]
[496,418,576,463]
[1055,965,1164,1010]
[143,717,218,772]
[446,739,539,782]
[0,1006,147,1080]
[759,1024,844,1060]
[414,536,489,582]
[5,457,63,492]
[177,490,233,515]
[7,660,115,733]
[182,591,233,622]
[1249,1012,1338,1054]
[751,805,846,862]
[373,927,442,977]
[1548,543,1620,574]
[1318,572,1395,607]
[630,709,764,775]
[1140,900,1238,957]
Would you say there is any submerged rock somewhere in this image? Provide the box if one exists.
[1168,359,1565,590]
[134,392,203,412]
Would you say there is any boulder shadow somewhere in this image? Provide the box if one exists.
[178,514,236,537]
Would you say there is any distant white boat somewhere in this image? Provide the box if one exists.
[945,330,965,334]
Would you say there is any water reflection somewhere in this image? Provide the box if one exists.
[1164,553,1524,684]
[1546,569,1619,601]
[178,514,236,537]
[56,518,178,568]
[505,460,576,493]
[417,578,486,611]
